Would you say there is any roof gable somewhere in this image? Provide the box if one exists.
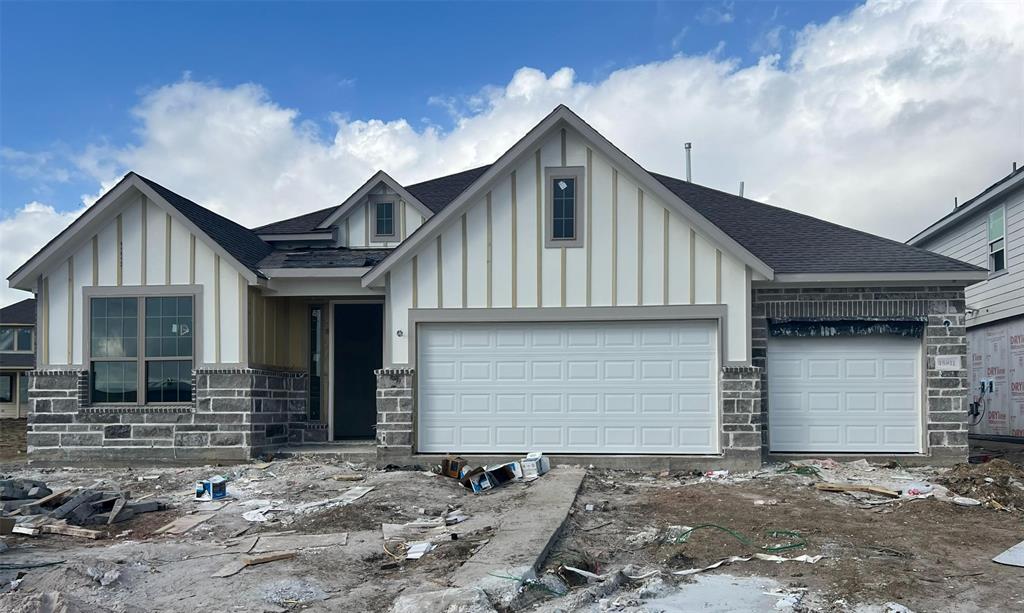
[0,298,35,325]
[908,165,1024,246]
[315,170,434,230]
[8,173,272,289]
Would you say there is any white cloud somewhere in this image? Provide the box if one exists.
[697,1,736,25]
[0,201,87,306]
[3,0,1023,306]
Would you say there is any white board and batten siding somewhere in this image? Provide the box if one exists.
[918,188,1024,326]
[385,129,753,366]
[38,192,248,368]
[336,185,426,249]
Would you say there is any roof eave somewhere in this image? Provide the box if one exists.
[907,169,1024,245]
[761,270,990,286]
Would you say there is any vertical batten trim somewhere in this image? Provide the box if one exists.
[91,237,98,286]
[637,188,644,305]
[486,192,493,308]
[461,213,468,308]
[560,248,566,307]
[40,277,49,365]
[715,249,722,304]
[535,150,542,306]
[345,218,350,246]
[115,214,123,286]
[164,214,171,284]
[662,209,670,305]
[189,234,196,284]
[140,198,147,285]
[214,255,221,363]
[436,236,443,308]
[412,256,419,309]
[364,203,370,246]
[510,171,518,307]
[689,228,696,304]
[401,201,407,240]
[238,273,246,365]
[586,148,593,306]
[611,169,618,306]
[66,257,73,364]
[560,128,567,165]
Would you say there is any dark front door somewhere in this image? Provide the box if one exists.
[333,303,383,439]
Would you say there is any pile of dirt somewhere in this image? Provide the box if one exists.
[938,459,1024,511]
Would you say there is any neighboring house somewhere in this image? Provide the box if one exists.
[8,106,986,467]
[909,166,1024,442]
[0,298,36,419]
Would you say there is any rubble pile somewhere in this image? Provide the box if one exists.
[939,459,1024,511]
[1,478,167,538]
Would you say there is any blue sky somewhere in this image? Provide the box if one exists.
[1,0,855,216]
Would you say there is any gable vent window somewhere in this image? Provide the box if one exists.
[988,207,1006,273]
[372,199,396,241]
[545,166,585,248]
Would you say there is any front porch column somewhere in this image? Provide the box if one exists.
[375,368,415,460]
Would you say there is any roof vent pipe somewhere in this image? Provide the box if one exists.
[738,181,744,197]
[684,142,692,182]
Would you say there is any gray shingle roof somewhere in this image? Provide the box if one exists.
[651,173,984,274]
[404,165,491,213]
[0,299,35,325]
[135,174,274,276]
[252,205,337,235]
[258,247,392,269]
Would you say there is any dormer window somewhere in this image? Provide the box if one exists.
[544,166,585,248]
[370,195,397,241]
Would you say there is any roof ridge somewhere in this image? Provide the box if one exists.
[403,164,494,190]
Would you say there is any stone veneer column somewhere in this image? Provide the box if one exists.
[375,368,414,460]
[720,366,763,468]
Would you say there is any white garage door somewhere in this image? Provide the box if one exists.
[417,320,718,454]
[768,335,922,453]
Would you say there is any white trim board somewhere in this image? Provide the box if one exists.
[361,105,775,288]
[316,170,433,230]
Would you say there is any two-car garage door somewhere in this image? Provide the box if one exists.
[767,335,922,453]
[417,320,719,454]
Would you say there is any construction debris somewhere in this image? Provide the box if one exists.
[0,479,167,538]
[213,551,297,578]
[814,482,900,498]
[993,539,1024,567]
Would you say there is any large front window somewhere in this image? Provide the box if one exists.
[90,295,193,405]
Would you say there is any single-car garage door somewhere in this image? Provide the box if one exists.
[768,335,922,453]
[417,320,719,454]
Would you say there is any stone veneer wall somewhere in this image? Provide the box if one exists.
[375,369,415,461]
[720,366,763,466]
[26,368,307,462]
[751,286,969,463]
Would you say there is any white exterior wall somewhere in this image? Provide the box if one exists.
[336,185,426,248]
[385,129,752,365]
[37,191,249,367]
[918,187,1024,327]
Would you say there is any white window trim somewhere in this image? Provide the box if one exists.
[544,166,586,248]
[369,194,398,242]
[988,206,1007,275]
[0,325,33,353]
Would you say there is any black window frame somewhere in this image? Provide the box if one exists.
[87,294,195,406]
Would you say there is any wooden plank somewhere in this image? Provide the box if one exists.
[12,526,40,536]
[814,482,900,498]
[29,487,75,509]
[212,551,297,578]
[107,498,127,525]
[154,512,215,535]
[40,524,104,539]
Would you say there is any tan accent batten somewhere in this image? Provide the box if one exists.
[412,255,419,309]
[461,214,468,308]
[140,197,147,285]
[715,249,722,304]
[689,228,696,304]
[214,255,221,363]
[345,218,351,246]
[238,273,246,363]
[364,204,370,246]
[510,171,518,307]
[535,150,542,306]
[586,147,593,306]
[436,236,443,308]
[611,169,618,306]
[662,209,670,305]
[560,128,567,165]
[637,188,643,305]
[164,214,171,284]
[66,257,74,364]
[91,236,98,286]
[189,234,196,284]
[401,201,407,240]
[486,192,493,308]
[560,247,566,307]
[116,214,123,286]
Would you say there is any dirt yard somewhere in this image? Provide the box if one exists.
[1,449,1022,612]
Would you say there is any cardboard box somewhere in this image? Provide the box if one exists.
[194,476,227,501]
[521,452,550,479]
[441,455,467,479]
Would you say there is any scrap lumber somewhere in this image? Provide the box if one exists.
[27,487,74,509]
[212,551,297,578]
[12,526,40,536]
[154,512,215,535]
[250,532,348,553]
[107,498,127,525]
[40,524,104,540]
[814,482,900,498]
[51,490,103,520]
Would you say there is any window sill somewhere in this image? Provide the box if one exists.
[79,405,194,414]
[987,269,1009,280]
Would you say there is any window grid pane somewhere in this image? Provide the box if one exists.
[91,361,138,404]
[90,298,138,358]
[16,328,32,351]
[552,178,576,240]
[146,360,192,403]
[145,297,193,358]
[376,202,395,236]
[988,209,1005,241]
[0,328,13,352]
